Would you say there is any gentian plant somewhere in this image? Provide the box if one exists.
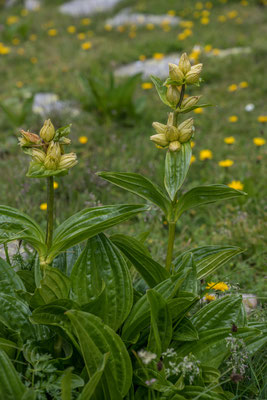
[0,53,266,400]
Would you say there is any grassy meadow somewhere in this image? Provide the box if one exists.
[0,0,266,295]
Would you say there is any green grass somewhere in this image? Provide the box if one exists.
[0,0,266,297]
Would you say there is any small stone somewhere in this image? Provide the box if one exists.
[32,93,79,117]
[25,0,41,11]
[60,0,121,17]
[242,294,257,313]
[106,8,180,27]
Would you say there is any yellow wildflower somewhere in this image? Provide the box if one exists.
[228,10,238,19]
[153,53,164,60]
[239,81,248,88]
[117,25,125,33]
[180,21,194,28]
[81,18,91,25]
[218,15,226,22]
[224,136,235,144]
[0,44,11,55]
[228,180,244,190]
[48,29,57,36]
[77,33,86,40]
[21,9,29,17]
[196,2,204,9]
[191,141,196,148]
[167,10,176,16]
[53,182,59,190]
[139,54,146,61]
[104,24,112,31]
[200,149,213,160]
[258,115,267,123]
[129,31,136,38]
[141,82,153,90]
[67,25,76,34]
[146,23,155,30]
[228,115,238,123]
[12,38,20,45]
[194,107,204,114]
[228,84,238,92]
[212,48,221,55]
[16,81,24,88]
[79,136,88,144]
[177,32,187,40]
[81,42,92,50]
[204,293,216,301]
[29,34,37,41]
[190,155,196,164]
[17,48,25,55]
[206,282,229,291]
[218,159,234,167]
[253,137,266,146]
[204,44,212,52]
[40,203,47,211]
[201,17,210,24]
[206,1,213,8]
[7,16,19,25]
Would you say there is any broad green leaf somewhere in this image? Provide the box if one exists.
[97,172,171,214]
[122,270,190,343]
[0,293,36,341]
[0,205,46,255]
[30,300,80,352]
[111,234,169,287]
[168,292,199,322]
[21,389,36,400]
[30,267,70,308]
[47,204,149,262]
[0,257,25,295]
[71,234,133,330]
[78,353,109,400]
[246,322,267,354]
[0,349,26,400]
[174,184,246,219]
[0,338,17,359]
[181,385,228,400]
[53,245,82,276]
[192,295,246,331]
[179,253,198,295]
[151,75,173,107]
[174,327,260,368]
[173,245,243,279]
[173,317,199,341]
[147,289,172,356]
[164,143,192,201]
[66,310,132,399]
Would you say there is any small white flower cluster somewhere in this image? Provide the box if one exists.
[225,334,249,375]
[162,349,201,384]
[137,349,157,365]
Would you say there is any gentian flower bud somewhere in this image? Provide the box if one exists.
[150,134,169,147]
[168,63,184,83]
[178,53,191,75]
[59,153,78,169]
[185,64,203,84]
[40,119,55,142]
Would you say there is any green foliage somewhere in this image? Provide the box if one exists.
[79,72,145,122]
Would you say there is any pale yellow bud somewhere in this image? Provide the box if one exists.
[165,126,180,142]
[150,134,169,147]
[178,118,194,143]
[169,141,181,152]
[152,122,167,135]
[59,153,78,170]
[44,155,58,170]
[40,119,55,142]
[47,141,61,160]
[166,85,180,106]
[178,53,191,75]
[182,96,201,108]
[32,148,46,163]
[185,63,203,84]
[168,63,184,83]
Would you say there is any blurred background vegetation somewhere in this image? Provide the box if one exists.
[0,0,266,295]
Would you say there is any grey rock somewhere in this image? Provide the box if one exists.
[32,93,79,117]
[106,8,180,27]
[25,0,41,11]
[59,0,121,17]
[242,294,257,313]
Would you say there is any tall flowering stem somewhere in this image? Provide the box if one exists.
[46,176,54,250]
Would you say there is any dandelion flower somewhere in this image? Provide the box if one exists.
[204,44,212,52]
[81,18,91,25]
[81,42,92,50]
[194,107,203,114]
[258,115,267,123]
[224,136,235,144]
[199,149,213,160]
[167,10,176,16]
[139,54,146,61]
[77,33,86,40]
[228,115,238,123]
[239,81,248,88]
[79,136,88,144]
[153,53,164,60]
[67,25,76,34]
[228,84,238,92]
[104,24,112,31]
[29,34,37,41]
[253,137,265,146]
[53,182,59,190]
[141,82,153,90]
[30,57,38,64]
[7,16,19,25]
[204,293,216,301]
[228,180,244,190]
[16,81,24,88]
[218,159,234,167]
[200,17,210,24]
[40,203,47,211]
[146,23,155,30]
[190,155,196,164]
[48,29,57,36]
[218,15,226,22]
[191,141,196,148]
[206,282,229,291]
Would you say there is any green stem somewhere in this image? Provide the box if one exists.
[45,176,54,250]
[4,243,11,265]
[174,84,186,126]
[165,222,176,272]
